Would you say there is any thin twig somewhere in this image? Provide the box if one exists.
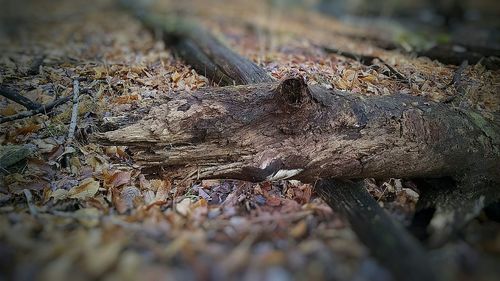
[0,86,42,110]
[0,95,71,124]
[67,80,80,142]
[321,45,408,82]
[62,80,80,170]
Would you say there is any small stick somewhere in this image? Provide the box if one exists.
[62,80,80,170]
[0,86,42,110]
[67,80,80,143]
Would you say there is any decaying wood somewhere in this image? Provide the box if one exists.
[121,0,272,86]
[317,179,438,281]
[97,77,500,183]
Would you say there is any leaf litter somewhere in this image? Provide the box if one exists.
[1,0,499,280]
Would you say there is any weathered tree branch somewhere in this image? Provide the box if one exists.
[97,77,499,183]
[121,0,272,86]
[317,179,438,281]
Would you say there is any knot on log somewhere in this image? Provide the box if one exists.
[276,76,310,108]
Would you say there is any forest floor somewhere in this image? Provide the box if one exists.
[1,0,499,280]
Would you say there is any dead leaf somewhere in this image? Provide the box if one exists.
[51,189,69,202]
[68,178,99,200]
[104,170,131,189]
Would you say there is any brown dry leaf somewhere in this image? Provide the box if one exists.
[68,178,100,200]
[112,94,140,104]
[104,170,131,189]
[86,154,108,172]
[115,146,127,158]
[69,156,82,175]
[32,138,57,153]
[51,189,69,202]
[15,123,41,136]
[74,207,101,228]
[154,180,171,202]
[93,66,108,79]
[294,184,312,204]
[104,146,117,157]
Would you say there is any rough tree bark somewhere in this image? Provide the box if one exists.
[98,77,499,183]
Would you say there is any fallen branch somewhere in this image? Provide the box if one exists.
[316,179,438,281]
[121,0,272,86]
[0,95,72,124]
[0,86,42,110]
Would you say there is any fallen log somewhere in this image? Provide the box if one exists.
[97,77,500,183]
[111,3,500,278]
